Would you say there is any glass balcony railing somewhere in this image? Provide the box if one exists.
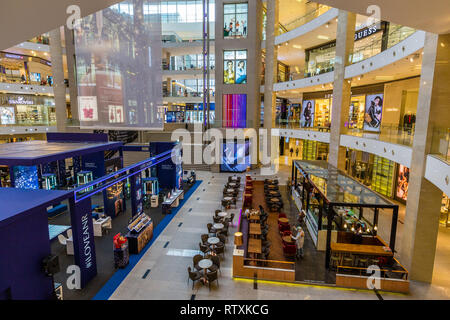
[281,5,331,34]
[431,128,450,162]
[274,119,416,147]
[350,25,416,64]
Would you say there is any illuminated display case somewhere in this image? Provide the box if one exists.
[371,156,394,198]
[349,95,366,129]
[314,98,332,127]
[42,173,57,190]
[143,177,159,195]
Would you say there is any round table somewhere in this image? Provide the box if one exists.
[217,211,228,218]
[223,197,233,201]
[198,258,213,269]
[278,217,289,224]
[213,223,224,231]
[282,235,294,244]
[271,197,280,202]
[228,183,236,187]
[208,237,220,246]
[269,191,279,195]
[267,185,278,189]
[227,189,235,193]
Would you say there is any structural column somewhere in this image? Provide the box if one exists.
[400,33,450,283]
[49,28,68,132]
[262,0,279,170]
[64,26,79,123]
[328,10,356,170]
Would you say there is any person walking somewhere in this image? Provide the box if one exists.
[291,226,305,259]
[295,148,299,158]
[290,147,294,157]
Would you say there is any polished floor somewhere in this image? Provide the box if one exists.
[108,168,450,300]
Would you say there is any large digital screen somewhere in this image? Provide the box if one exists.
[74,0,163,130]
[223,3,248,39]
[224,50,247,84]
[363,94,384,132]
[222,94,246,128]
[301,100,315,128]
[0,107,15,125]
[396,164,409,201]
[221,140,251,172]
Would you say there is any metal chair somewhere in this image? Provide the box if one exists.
[188,267,202,289]
[206,270,219,290]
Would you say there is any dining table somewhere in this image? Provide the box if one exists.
[198,258,213,283]
[249,223,261,237]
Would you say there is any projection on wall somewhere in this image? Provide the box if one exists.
[74,0,163,130]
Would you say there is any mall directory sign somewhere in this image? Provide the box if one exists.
[74,0,163,130]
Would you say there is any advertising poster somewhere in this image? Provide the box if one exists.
[0,106,15,124]
[301,100,315,128]
[363,94,383,132]
[224,50,247,84]
[221,140,251,172]
[223,51,235,84]
[223,3,248,39]
[108,105,124,123]
[396,164,409,201]
[78,96,98,121]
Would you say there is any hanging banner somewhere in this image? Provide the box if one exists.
[69,197,97,288]
[74,0,163,130]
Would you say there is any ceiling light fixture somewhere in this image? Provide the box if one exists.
[317,35,329,40]
[293,44,302,49]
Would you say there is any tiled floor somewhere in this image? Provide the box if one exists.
[109,169,450,300]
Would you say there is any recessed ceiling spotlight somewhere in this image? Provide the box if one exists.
[325,22,330,28]
[409,57,414,62]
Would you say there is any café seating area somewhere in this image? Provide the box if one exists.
[264,179,283,212]
[187,175,239,290]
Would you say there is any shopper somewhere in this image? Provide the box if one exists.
[295,148,299,158]
[291,226,305,259]
[290,147,294,157]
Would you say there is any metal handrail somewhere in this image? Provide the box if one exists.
[282,4,331,33]
[336,257,408,280]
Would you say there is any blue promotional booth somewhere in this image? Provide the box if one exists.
[0,134,183,300]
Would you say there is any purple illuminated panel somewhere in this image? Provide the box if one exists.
[222,94,246,128]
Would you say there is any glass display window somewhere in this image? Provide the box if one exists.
[223,3,248,39]
[223,50,247,84]
[304,42,336,77]
[371,155,394,198]
[314,98,332,127]
[348,95,366,129]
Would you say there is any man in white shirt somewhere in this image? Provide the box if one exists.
[291,226,305,259]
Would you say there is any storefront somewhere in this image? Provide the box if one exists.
[304,22,388,77]
[0,93,56,126]
[345,149,395,197]
[185,103,215,124]
[0,52,52,85]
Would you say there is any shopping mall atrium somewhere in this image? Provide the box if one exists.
[0,0,449,303]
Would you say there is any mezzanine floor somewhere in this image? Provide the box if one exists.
[105,167,450,300]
